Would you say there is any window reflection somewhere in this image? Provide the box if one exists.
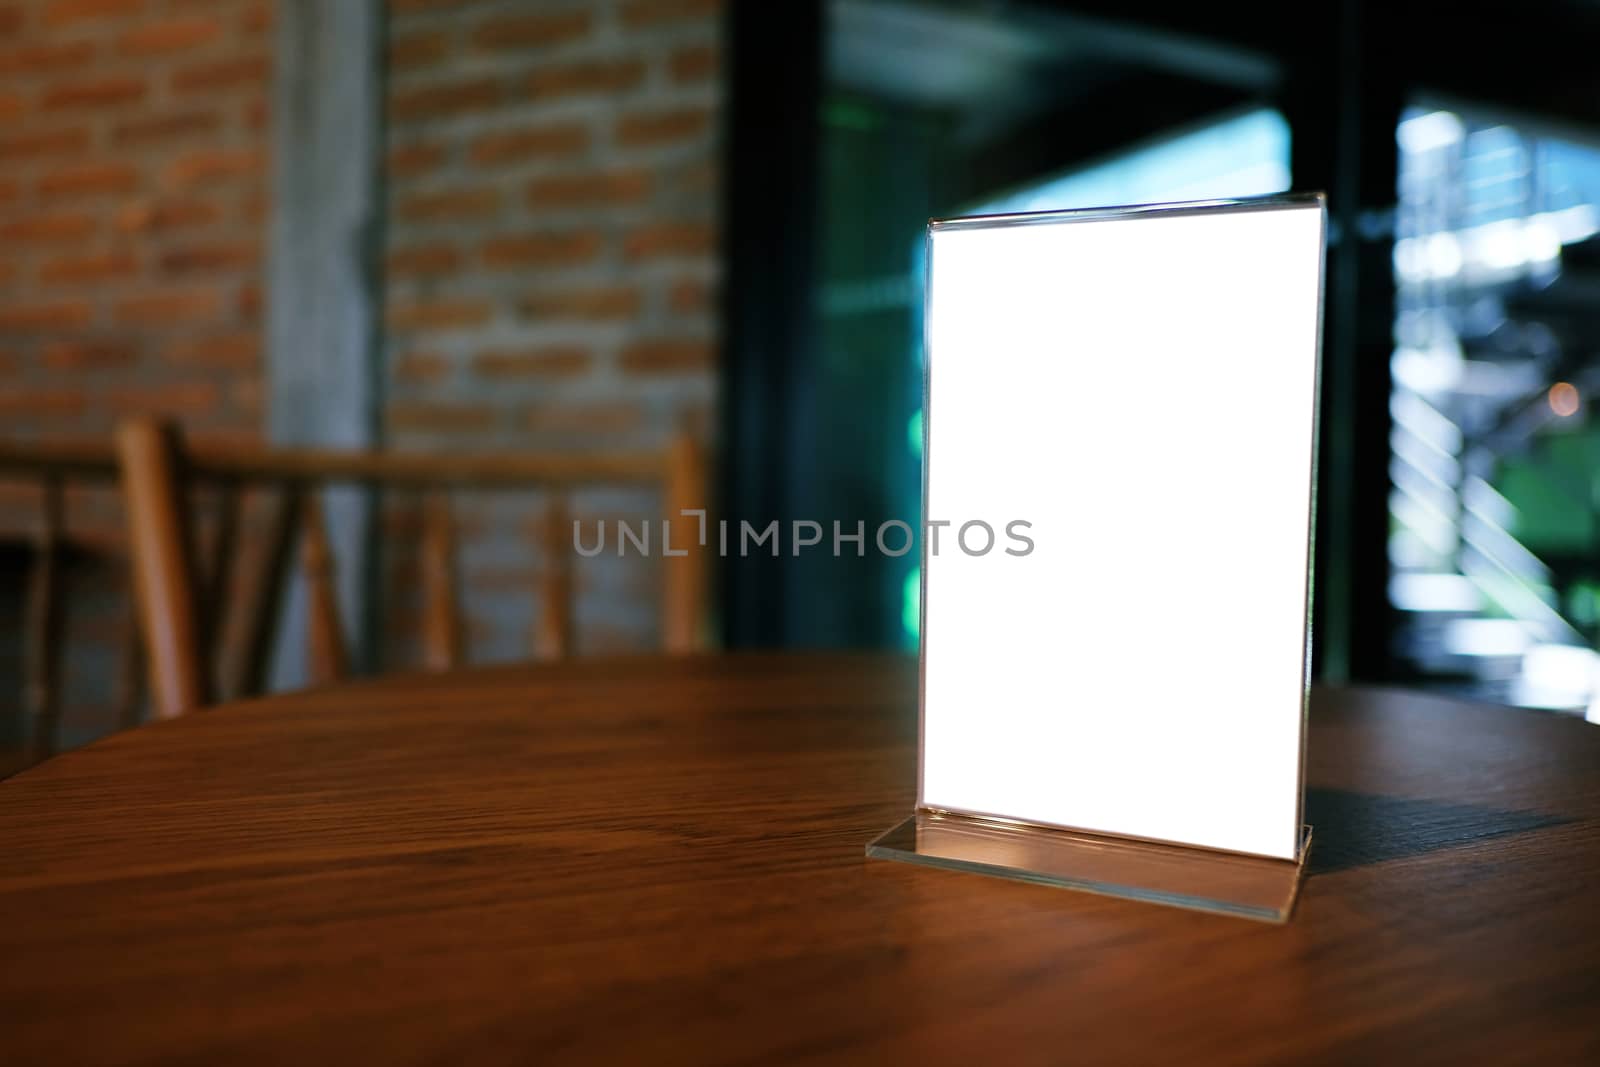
[1389,107,1600,715]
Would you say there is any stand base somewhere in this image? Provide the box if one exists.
[867,811,1312,923]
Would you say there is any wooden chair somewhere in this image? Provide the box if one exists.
[0,440,127,767]
[115,417,710,720]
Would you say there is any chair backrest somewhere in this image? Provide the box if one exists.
[115,417,710,719]
[0,438,142,768]
[0,457,69,769]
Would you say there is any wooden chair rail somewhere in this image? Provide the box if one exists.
[112,419,709,719]
[2,425,710,739]
[0,439,668,489]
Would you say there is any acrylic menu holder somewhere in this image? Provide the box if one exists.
[868,815,1312,923]
[868,194,1327,923]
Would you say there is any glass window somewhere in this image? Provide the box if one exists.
[1389,106,1600,714]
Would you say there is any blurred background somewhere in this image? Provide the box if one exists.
[3,0,1600,754]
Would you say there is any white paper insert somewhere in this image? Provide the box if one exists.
[921,201,1323,860]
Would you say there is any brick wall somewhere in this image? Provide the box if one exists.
[0,0,723,743]
[0,0,271,453]
[0,0,272,746]
[382,0,720,658]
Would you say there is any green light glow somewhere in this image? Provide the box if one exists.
[902,568,920,640]
[907,410,923,458]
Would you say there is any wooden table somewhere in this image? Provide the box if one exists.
[2,654,1596,1065]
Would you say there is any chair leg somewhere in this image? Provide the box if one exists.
[302,492,349,685]
[115,599,145,730]
[662,433,708,653]
[201,481,240,666]
[116,417,210,719]
[535,493,573,659]
[219,485,301,701]
[25,477,65,762]
[420,493,463,670]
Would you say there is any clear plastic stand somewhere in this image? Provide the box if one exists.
[875,196,1327,924]
[868,811,1312,923]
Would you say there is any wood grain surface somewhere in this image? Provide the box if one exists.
[1,654,1596,1066]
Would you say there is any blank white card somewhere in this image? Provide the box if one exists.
[921,199,1324,860]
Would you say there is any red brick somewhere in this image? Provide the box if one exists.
[41,340,138,370]
[37,162,141,199]
[526,169,650,208]
[387,242,461,277]
[1,213,97,243]
[388,142,447,179]
[472,346,592,380]
[240,1,271,34]
[623,222,714,260]
[119,16,221,55]
[468,11,590,52]
[158,239,260,274]
[668,276,712,314]
[113,109,220,146]
[243,93,269,133]
[619,0,720,27]
[389,402,499,434]
[387,299,495,331]
[115,287,224,325]
[524,57,645,99]
[618,338,712,374]
[0,40,97,75]
[0,4,19,34]
[41,76,147,111]
[231,377,263,416]
[669,44,717,84]
[468,124,590,167]
[480,231,602,270]
[165,148,264,185]
[393,351,452,385]
[163,332,259,369]
[0,388,87,418]
[390,29,449,70]
[522,286,642,321]
[522,402,645,435]
[43,0,145,25]
[108,382,221,416]
[171,54,269,93]
[390,76,500,121]
[38,251,140,284]
[615,106,711,147]
[0,127,92,159]
[388,0,478,11]
[0,90,21,121]
[0,301,95,331]
[237,280,261,321]
[239,187,269,224]
[396,187,500,223]
[116,198,222,233]
[676,160,716,195]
